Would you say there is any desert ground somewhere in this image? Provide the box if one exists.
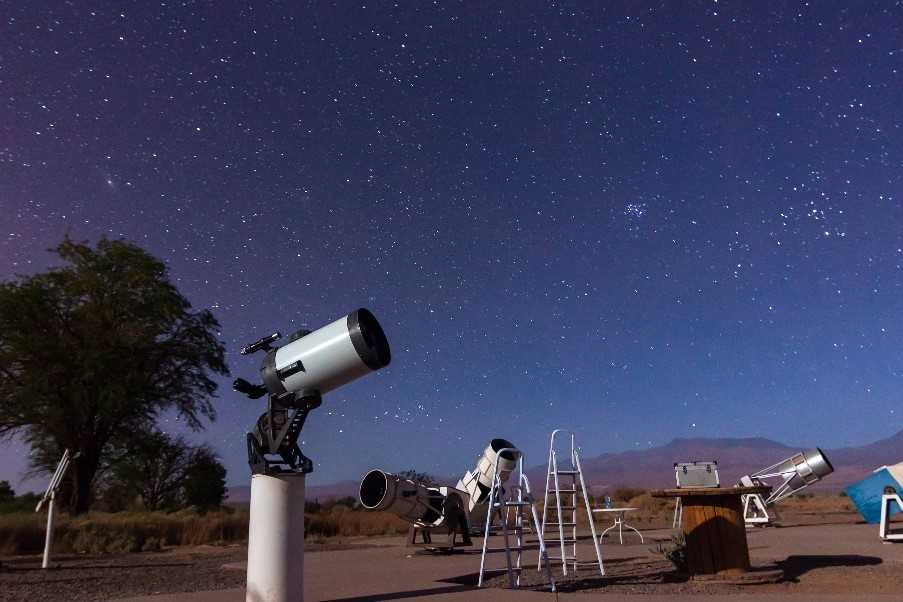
[2,500,902,601]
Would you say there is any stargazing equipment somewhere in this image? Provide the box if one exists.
[35,448,78,569]
[235,308,391,475]
[236,308,391,602]
[356,439,527,551]
[359,470,472,549]
[739,448,834,525]
[456,438,520,513]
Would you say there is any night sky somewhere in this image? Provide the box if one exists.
[3,1,903,490]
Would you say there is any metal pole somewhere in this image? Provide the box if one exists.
[42,493,56,569]
[246,473,306,602]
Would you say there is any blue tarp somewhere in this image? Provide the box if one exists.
[846,467,901,524]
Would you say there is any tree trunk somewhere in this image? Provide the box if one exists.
[72,454,98,515]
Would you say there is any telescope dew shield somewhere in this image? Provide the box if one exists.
[456,438,520,512]
[261,309,390,401]
[359,469,448,526]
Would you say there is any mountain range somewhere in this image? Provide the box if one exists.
[226,429,903,503]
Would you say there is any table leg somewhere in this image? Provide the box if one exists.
[622,521,644,543]
[599,521,618,542]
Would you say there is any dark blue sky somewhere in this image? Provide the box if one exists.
[2,1,902,489]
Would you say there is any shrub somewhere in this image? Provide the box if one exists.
[611,487,646,502]
[651,532,687,573]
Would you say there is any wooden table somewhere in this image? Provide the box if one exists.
[651,486,771,576]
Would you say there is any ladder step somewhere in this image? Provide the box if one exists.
[544,521,577,527]
[501,501,532,507]
[555,488,578,493]
[553,470,580,475]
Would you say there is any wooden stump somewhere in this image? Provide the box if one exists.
[652,486,771,576]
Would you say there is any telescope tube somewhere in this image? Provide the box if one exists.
[261,308,391,400]
[457,438,520,512]
[359,470,449,527]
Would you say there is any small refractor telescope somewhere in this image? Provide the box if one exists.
[234,308,391,474]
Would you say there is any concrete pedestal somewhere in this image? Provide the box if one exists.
[246,473,306,602]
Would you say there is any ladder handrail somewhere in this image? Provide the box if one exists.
[478,460,498,587]
[539,431,556,562]
[550,450,568,575]
[575,451,605,575]
[520,471,556,592]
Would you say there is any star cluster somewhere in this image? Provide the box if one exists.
[2,2,902,488]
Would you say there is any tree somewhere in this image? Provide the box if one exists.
[0,481,14,504]
[0,480,40,514]
[396,469,437,486]
[182,446,227,512]
[106,431,195,511]
[102,431,226,512]
[0,237,229,513]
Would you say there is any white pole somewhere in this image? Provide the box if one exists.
[41,493,56,569]
[246,473,306,602]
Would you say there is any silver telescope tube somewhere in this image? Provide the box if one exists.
[359,470,448,527]
[748,448,834,505]
[456,438,520,512]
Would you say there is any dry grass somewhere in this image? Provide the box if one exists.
[305,506,409,541]
[0,507,410,556]
[0,510,248,555]
[1,492,857,556]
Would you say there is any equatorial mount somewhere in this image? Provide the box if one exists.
[236,331,320,475]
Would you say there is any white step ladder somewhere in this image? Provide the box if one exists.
[539,429,604,576]
[478,450,555,591]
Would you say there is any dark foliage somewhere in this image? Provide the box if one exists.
[99,432,227,512]
[0,481,41,514]
[0,237,229,513]
[182,446,227,512]
[396,469,437,486]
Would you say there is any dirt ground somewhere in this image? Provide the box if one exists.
[3,508,903,601]
[0,540,369,602]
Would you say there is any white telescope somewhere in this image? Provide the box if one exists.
[248,308,391,403]
[743,447,834,505]
[457,438,520,512]
[739,448,833,525]
[359,470,472,549]
[359,469,459,527]
[237,308,391,602]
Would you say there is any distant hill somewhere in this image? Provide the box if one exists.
[528,429,903,494]
[226,429,903,502]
